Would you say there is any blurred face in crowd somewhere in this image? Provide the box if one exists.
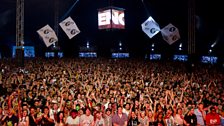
[106,109,111,116]
[86,108,91,116]
[118,107,122,114]
[111,97,115,103]
[30,108,36,115]
[211,107,216,114]
[198,103,204,110]
[8,108,14,116]
[34,101,39,107]
[135,100,139,106]
[79,109,84,116]
[102,98,107,104]
[71,111,78,119]
[140,111,146,118]
[59,112,64,120]
[189,109,194,115]
[125,103,130,110]
[53,103,58,110]
[177,108,182,115]
[96,111,102,119]
[22,110,28,117]
[131,112,136,118]
[44,107,49,115]
[22,105,28,111]
[148,111,153,118]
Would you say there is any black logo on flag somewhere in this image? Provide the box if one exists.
[65,21,71,26]
[49,38,56,43]
[150,28,157,34]
[44,29,50,34]
[169,27,176,32]
[71,29,78,35]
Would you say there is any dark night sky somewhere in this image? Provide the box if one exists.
[0,0,223,58]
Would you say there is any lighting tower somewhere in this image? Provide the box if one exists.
[52,0,60,51]
[15,0,24,67]
[188,0,196,55]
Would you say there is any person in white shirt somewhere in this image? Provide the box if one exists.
[174,108,185,125]
[94,111,105,126]
[122,103,131,117]
[66,109,80,126]
[80,107,94,126]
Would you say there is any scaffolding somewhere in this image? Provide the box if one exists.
[188,0,196,55]
[15,0,24,67]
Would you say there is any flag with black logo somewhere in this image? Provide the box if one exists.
[141,16,160,38]
[37,24,58,47]
[161,23,180,45]
[59,16,80,39]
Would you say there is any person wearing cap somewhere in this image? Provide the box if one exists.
[49,99,61,122]
[205,106,221,125]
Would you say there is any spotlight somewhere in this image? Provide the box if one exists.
[179,43,182,48]
[209,49,212,53]
[119,42,122,47]
[152,43,155,48]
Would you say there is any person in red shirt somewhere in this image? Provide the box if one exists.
[206,106,221,126]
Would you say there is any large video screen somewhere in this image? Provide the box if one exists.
[12,46,35,58]
[173,55,188,62]
[79,52,97,58]
[112,53,129,58]
[201,56,218,64]
[98,8,125,29]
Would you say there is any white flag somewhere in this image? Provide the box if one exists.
[161,23,180,45]
[141,16,160,38]
[59,16,80,39]
[37,24,58,47]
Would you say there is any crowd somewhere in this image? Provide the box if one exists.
[0,58,223,126]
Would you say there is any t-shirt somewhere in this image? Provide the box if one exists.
[128,117,140,126]
[194,109,205,126]
[206,113,221,125]
[184,114,197,126]
[94,118,105,126]
[80,114,94,126]
[174,114,184,125]
[39,116,54,126]
[4,115,18,126]
[66,116,80,125]
[112,113,128,126]
[29,115,37,126]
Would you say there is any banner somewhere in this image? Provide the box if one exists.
[141,16,160,38]
[37,24,58,47]
[59,16,80,39]
[161,23,180,45]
